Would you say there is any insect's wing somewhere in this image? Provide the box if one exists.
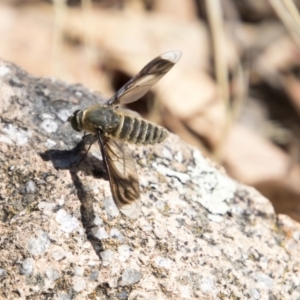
[102,138,141,218]
[106,50,182,106]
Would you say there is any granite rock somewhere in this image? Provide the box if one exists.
[0,60,299,299]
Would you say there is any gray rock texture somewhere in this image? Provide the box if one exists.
[0,60,300,299]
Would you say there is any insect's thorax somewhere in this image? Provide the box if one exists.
[81,105,167,145]
[109,111,168,145]
[80,105,120,133]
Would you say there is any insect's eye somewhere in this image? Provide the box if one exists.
[70,118,81,132]
[68,110,82,132]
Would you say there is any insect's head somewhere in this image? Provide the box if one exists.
[67,110,83,132]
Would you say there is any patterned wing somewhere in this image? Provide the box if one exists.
[106,50,182,106]
[97,132,141,218]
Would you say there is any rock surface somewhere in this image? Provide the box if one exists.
[0,60,300,299]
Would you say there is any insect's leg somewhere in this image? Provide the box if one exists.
[96,131,110,177]
[76,135,96,167]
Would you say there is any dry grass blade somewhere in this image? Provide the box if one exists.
[81,0,97,70]
[205,0,229,108]
[52,0,68,78]
[269,0,300,48]
[231,59,248,122]
[213,49,248,162]
[205,0,229,161]
[206,0,247,162]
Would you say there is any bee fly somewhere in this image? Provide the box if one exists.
[68,50,182,218]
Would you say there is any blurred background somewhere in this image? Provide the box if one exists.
[1,0,300,222]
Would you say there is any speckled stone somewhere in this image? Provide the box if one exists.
[0,60,300,299]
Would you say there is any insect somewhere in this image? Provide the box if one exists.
[68,50,182,218]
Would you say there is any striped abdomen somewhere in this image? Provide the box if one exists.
[110,114,168,145]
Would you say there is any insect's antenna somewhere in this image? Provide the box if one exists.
[77,135,97,167]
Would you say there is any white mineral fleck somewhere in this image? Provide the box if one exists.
[118,245,131,262]
[293,231,300,240]
[25,180,36,194]
[174,151,183,163]
[45,268,60,281]
[38,202,57,216]
[74,267,85,276]
[2,124,31,145]
[162,147,173,160]
[192,149,206,166]
[40,113,54,120]
[57,109,71,122]
[153,162,189,183]
[110,228,126,243]
[154,256,172,269]
[173,197,187,207]
[40,119,58,133]
[0,65,10,76]
[250,289,260,300]
[171,178,184,194]
[155,200,166,211]
[42,88,50,96]
[89,271,99,281]
[117,291,129,300]
[139,177,149,188]
[179,285,191,299]
[91,226,109,240]
[207,214,224,223]
[51,250,66,261]
[55,209,79,233]
[200,278,214,293]
[0,268,7,277]
[27,231,50,256]
[72,276,86,292]
[100,249,114,261]
[253,273,273,289]
[21,258,34,275]
[93,215,103,226]
[75,91,83,97]
[91,150,102,161]
[45,139,56,148]
[57,196,65,206]
[57,293,71,300]
[139,219,153,232]
[185,208,198,218]
[100,249,114,266]
[82,242,91,249]
[121,267,142,285]
[153,223,167,239]
[150,183,159,190]
[103,197,120,218]
[0,134,12,144]
[166,219,178,236]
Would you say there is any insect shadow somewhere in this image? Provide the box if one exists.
[40,135,107,179]
[40,134,106,258]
